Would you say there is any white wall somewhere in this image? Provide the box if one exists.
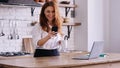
[102,0,120,53]
[0,6,40,52]
[75,0,104,51]
[75,0,120,53]
[107,0,120,53]
[74,0,88,51]
[88,0,104,51]
[103,0,110,53]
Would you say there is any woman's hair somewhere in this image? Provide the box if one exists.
[39,1,62,34]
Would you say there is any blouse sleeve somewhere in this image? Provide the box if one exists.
[31,23,42,48]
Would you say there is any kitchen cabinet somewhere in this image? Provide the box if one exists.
[62,22,81,26]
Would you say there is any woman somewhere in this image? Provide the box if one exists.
[32,1,63,57]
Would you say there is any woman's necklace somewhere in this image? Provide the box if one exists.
[49,24,52,29]
[48,22,53,29]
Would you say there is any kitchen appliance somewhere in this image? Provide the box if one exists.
[0,52,31,57]
[0,0,41,7]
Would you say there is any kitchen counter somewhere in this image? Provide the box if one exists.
[0,52,120,68]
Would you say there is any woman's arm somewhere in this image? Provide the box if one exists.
[37,31,57,46]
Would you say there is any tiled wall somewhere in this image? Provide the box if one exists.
[0,5,75,52]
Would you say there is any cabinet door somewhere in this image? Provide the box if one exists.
[72,64,109,68]
[110,62,120,68]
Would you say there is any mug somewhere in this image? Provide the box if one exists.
[59,40,68,52]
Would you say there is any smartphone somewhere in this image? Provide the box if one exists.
[52,26,58,32]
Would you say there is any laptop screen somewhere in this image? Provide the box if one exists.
[89,41,104,59]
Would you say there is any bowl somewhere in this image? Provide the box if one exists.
[63,17,70,23]
[60,1,70,4]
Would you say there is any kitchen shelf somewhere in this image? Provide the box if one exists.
[0,3,76,16]
[62,22,81,40]
[0,4,40,8]
[39,3,77,17]
[0,0,42,7]
[59,4,77,8]
[30,22,81,26]
[36,3,77,8]
[59,4,77,17]
[62,22,81,26]
[0,3,77,8]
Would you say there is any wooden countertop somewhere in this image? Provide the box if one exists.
[0,52,120,68]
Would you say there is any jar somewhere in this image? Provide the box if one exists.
[34,0,39,2]
[39,0,45,2]
[46,0,58,3]
[34,0,45,2]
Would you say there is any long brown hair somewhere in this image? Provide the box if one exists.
[39,1,62,34]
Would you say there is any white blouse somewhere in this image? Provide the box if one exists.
[32,23,63,49]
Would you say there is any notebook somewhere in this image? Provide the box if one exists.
[72,41,104,60]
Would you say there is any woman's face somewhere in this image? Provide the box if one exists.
[44,6,55,22]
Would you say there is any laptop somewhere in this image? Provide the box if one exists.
[72,41,104,60]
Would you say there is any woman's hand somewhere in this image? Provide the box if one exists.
[58,40,62,45]
[37,31,57,46]
[47,31,57,38]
